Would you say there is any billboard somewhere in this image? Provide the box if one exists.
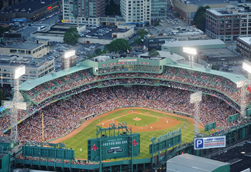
[194,136,226,150]
[11,18,27,22]
[149,128,181,154]
[88,133,140,161]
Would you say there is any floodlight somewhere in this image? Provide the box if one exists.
[14,65,25,79]
[190,91,202,103]
[237,80,247,88]
[64,50,75,58]
[183,47,197,55]
[242,60,251,74]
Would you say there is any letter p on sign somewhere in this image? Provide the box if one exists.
[194,139,203,149]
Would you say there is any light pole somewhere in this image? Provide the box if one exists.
[3,66,27,143]
[183,47,197,68]
[190,91,202,136]
[242,60,251,87]
[63,50,75,72]
[237,80,248,118]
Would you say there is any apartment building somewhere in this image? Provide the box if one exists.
[151,0,167,20]
[173,0,230,24]
[206,5,251,41]
[63,0,105,25]
[120,0,151,25]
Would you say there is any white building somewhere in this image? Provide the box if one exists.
[0,55,55,87]
[120,0,151,25]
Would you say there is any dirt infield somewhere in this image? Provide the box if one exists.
[98,110,180,132]
[50,107,203,143]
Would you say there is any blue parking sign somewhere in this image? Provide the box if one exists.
[194,136,226,150]
[194,138,203,149]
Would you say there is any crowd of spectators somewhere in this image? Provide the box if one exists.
[20,67,251,107]
[0,86,235,144]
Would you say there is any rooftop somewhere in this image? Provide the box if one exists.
[198,48,238,58]
[162,39,225,48]
[0,42,44,50]
[0,55,53,68]
[2,0,60,13]
[238,37,251,44]
[139,51,185,62]
[207,5,251,16]
[178,0,229,7]
[167,153,229,171]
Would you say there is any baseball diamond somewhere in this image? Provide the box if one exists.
[51,108,204,160]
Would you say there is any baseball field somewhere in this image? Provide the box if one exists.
[51,107,204,160]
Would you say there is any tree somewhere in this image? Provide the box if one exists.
[134,38,141,45]
[105,38,131,53]
[105,0,121,15]
[145,22,150,27]
[94,48,101,54]
[193,6,210,32]
[153,22,159,27]
[148,49,160,57]
[136,29,148,38]
[0,26,12,37]
[63,27,79,45]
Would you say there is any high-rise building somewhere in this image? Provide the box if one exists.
[120,0,151,25]
[63,0,105,25]
[206,5,251,41]
[151,0,167,20]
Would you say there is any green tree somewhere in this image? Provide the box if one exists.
[63,27,79,45]
[148,49,160,57]
[105,38,131,53]
[145,22,150,27]
[94,48,101,54]
[134,38,141,45]
[105,0,121,15]
[153,22,159,26]
[0,26,12,37]
[136,29,148,38]
[193,6,210,32]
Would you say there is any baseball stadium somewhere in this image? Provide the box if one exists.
[1,55,251,172]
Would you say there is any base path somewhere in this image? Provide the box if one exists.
[50,107,202,143]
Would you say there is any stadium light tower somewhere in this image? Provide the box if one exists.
[190,91,202,136]
[64,50,75,72]
[242,60,251,87]
[3,65,27,143]
[183,47,197,68]
[237,80,248,118]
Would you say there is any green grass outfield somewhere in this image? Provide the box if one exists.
[63,109,204,160]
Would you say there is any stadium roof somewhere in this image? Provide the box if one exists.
[19,65,91,91]
[167,154,229,172]
[162,39,225,48]
[166,63,247,84]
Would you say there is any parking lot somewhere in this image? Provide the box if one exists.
[48,43,105,71]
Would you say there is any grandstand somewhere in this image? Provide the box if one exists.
[1,56,251,172]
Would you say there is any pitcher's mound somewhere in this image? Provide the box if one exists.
[133,118,141,121]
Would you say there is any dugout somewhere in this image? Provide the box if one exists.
[166,154,230,172]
